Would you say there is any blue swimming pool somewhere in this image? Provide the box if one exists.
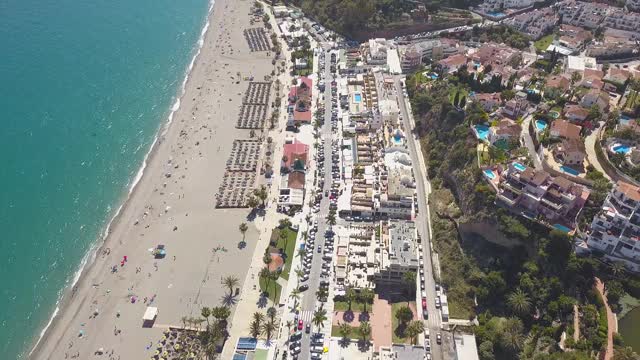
[619,115,631,126]
[483,169,496,180]
[553,224,572,233]
[535,119,547,132]
[488,11,506,17]
[474,125,489,140]
[354,93,362,103]
[613,144,631,154]
[513,162,526,171]
[560,165,579,176]
[429,73,439,80]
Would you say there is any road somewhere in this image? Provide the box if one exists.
[299,49,335,359]
[394,76,450,360]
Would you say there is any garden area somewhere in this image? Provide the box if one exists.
[270,224,298,280]
[534,34,554,53]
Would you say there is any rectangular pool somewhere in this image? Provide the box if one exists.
[513,162,526,171]
[354,93,362,103]
[560,165,579,176]
[553,224,572,233]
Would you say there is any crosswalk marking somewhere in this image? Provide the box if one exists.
[299,310,314,323]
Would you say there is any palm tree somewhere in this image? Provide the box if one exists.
[325,212,336,228]
[405,320,424,345]
[239,223,248,243]
[507,289,531,316]
[279,218,292,229]
[181,315,188,329]
[610,261,625,278]
[262,320,277,342]
[312,309,328,330]
[395,305,413,325]
[247,195,260,209]
[500,317,525,352]
[278,230,288,250]
[359,321,372,342]
[222,275,239,296]
[359,288,374,313]
[345,287,357,311]
[259,267,271,293]
[269,271,280,303]
[211,306,231,323]
[201,307,212,327]
[402,271,417,301]
[297,248,307,259]
[339,323,351,340]
[267,307,277,322]
[316,287,328,302]
[249,319,262,339]
[289,288,301,306]
[254,185,268,207]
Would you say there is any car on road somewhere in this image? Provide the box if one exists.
[422,298,427,308]
[425,338,431,352]
[298,320,304,330]
[305,323,311,333]
[317,245,322,253]
[299,284,309,292]
[436,332,442,344]
[423,308,428,319]
[435,297,441,308]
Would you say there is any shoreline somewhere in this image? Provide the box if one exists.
[28,0,270,358]
[27,1,215,355]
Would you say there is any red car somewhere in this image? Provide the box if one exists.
[422,298,427,309]
[298,320,304,330]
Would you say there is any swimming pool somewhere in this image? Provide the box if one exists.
[354,93,362,103]
[619,115,631,126]
[429,73,439,80]
[513,162,526,171]
[488,11,506,17]
[483,169,496,180]
[535,119,548,132]
[612,144,632,154]
[560,165,579,176]
[474,125,489,140]
[553,224,572,233]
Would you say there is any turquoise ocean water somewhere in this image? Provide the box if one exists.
[0,0,210,357]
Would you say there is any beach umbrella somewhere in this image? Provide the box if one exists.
[154,350,160,356]
[162,351,169,357]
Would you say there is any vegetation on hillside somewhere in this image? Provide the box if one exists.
[405,67,640,359]
[285,0,479,37]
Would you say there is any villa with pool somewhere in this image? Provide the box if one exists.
[483,162,590,233]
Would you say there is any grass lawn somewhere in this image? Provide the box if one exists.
[272,227,298,280]
[333,300,369,313]
[259,276,282,304]
[534,34,554,53]
[294,54,313,76]
[391,302,415,344]
[331,324,360,338]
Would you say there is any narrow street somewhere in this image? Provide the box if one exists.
[394,77,451,360]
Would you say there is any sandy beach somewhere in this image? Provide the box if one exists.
[29,0,276,358]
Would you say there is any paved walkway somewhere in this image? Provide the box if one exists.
[370,295,392,350]
[584,122,612,181]
[595,278,615,360]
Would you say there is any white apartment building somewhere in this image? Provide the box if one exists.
[374,220,420,285]
[367,38,389,65]
[586,181,640,273]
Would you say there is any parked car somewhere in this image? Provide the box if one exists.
[436,332,442,344]
[299,284,309,292]
[298,320,304,330]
